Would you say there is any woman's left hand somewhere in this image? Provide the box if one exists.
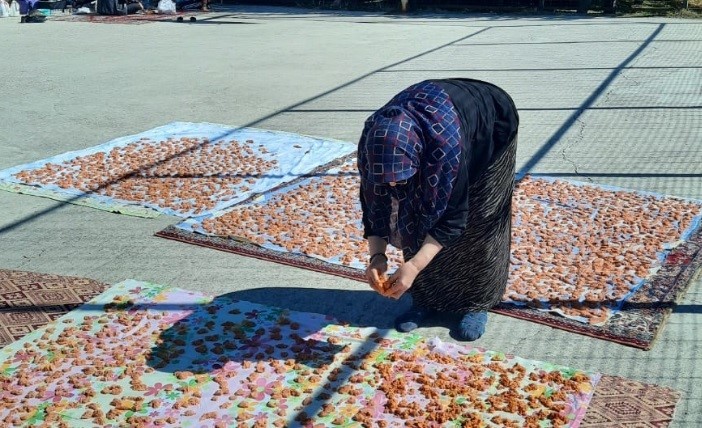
[384,260,420,300]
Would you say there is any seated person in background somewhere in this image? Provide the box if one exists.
[175,0,208,12]
[96,0,143,14]
[70,0,95,10]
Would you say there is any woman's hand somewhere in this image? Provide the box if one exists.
[384,260,421,300]
[365,253,388,295]
[382,234,443,299]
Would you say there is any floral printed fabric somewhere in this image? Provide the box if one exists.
[0,280,598,427]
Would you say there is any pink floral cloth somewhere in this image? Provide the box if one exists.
[0,279,599,427]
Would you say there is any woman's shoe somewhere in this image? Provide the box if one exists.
[458,311,488,341]
[394,305,435,333]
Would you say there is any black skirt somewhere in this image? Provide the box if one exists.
[408,135,517,314]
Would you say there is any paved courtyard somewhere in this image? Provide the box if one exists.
[1,6,701,426]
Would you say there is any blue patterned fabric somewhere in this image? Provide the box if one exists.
[358,80,462,254]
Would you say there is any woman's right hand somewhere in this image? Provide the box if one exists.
[365,253,388,295]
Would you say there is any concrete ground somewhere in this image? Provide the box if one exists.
[1,6,701,426]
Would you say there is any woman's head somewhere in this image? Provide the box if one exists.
[358,80,463,254]
[362,106,422,186]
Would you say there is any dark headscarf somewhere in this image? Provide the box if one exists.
[358,80,462,255]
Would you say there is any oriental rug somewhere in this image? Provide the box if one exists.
[581,375,680,427]
[157,171,702,350]
[0,269,107,348]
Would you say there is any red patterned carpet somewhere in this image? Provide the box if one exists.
[0,269,107,347]
[582,375,681,427]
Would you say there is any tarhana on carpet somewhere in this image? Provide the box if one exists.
[157,167,702,350]
[0,279,605,427]
[0,269,107,348]
[0,122,355,218]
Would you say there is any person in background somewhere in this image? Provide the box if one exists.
[175,0,208,12]
[358,78,519,341]
[96,0,143,15]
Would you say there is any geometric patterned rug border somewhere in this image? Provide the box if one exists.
[155,223,702,351]
[582,375,681,427]
[0,269,108,348]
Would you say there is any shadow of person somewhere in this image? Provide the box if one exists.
[231,286,463,333]
[143,287,457,425]
[218,286,409,328]
[145,287,413,376]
